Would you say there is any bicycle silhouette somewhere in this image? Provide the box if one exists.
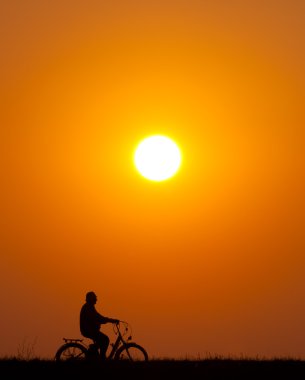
[55,320,148,362]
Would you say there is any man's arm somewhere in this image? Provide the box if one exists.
[96,311,119,324]
[107,317,120,324]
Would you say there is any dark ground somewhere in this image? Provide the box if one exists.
[1,358,305,379]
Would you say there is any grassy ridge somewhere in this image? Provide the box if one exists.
[1,358,304,379]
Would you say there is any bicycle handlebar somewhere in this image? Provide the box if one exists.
[113,320,130,334]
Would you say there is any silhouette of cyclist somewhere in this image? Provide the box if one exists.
[80,291,119,360]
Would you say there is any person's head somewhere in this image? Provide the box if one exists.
[85,291,97,305]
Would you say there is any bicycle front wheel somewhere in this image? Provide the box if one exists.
[55,343,87,362]
[114,343,148,361]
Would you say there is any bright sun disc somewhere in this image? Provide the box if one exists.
[134,135,182,181]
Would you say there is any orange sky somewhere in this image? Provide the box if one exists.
[1,1,305,359]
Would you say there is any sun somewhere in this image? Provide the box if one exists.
[134,135,182,181]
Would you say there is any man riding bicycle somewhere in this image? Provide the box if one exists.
[80,291,119,360]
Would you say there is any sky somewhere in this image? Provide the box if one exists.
[1,0,305,359]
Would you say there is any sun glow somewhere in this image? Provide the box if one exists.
[134,135,182,181]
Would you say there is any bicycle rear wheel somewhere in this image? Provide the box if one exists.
[114,343,148,361]
[55,343,87,362]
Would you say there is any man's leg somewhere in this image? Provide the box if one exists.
[95,331,110,360]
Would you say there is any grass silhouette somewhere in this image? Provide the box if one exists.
[0,356,304,379]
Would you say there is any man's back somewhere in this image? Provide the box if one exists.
[80,302,101,338]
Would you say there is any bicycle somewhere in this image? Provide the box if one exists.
[54,320,148,362]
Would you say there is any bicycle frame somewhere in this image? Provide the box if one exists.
[107,322,131,359]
